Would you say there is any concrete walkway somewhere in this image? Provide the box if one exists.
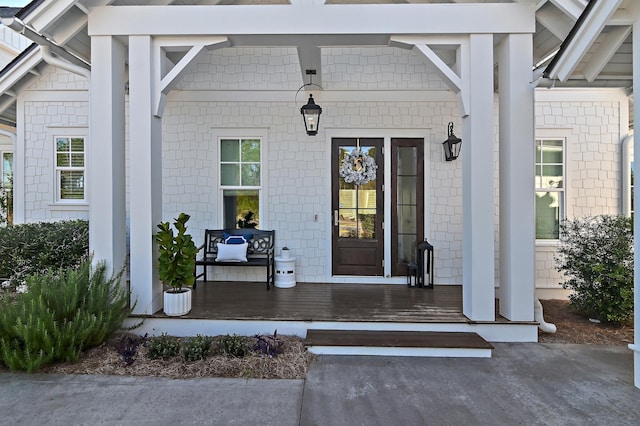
[1,343,639,426]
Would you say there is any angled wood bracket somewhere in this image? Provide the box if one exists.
[152,36,231,117]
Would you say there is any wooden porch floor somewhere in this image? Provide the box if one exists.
[154,282,471,323]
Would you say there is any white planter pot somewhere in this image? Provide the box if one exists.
[163,288,192,316]
[281,249,291,259]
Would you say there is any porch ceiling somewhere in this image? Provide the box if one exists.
[0,0,635,127]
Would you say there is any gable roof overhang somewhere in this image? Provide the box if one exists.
[543,0,637,89]
[0,0,619,126]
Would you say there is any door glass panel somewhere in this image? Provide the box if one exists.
[338,145,377,240]
[397,146,418,262]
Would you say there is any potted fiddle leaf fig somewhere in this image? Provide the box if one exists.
[155,212,199,316]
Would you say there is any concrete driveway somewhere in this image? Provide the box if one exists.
[1,343,638,426]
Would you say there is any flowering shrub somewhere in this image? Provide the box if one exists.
[555,215,633,324]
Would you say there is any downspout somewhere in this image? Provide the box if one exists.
[535,298,557,334]
[39,46,90,79]
[0,17,90,72]
[622,133,634,217]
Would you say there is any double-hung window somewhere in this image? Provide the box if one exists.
[220,138,261,229]
[535,138,564,240]
[55,136,85,201]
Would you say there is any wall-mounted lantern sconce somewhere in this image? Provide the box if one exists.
[443,122,462,161]
[297,70,323,136]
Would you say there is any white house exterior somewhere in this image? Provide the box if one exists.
[0,0,638,372]
[0,7,27,201]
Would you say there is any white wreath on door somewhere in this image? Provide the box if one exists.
[339,149,377,185]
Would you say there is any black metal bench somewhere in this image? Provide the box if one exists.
[194,229,275,290]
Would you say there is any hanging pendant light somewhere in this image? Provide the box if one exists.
[297,70,323,136]
[301,94,322,136]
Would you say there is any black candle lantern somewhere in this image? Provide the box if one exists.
[443,122,462,161]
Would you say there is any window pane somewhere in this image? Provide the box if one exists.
[241,139,260,162]
[338,145,378,240]
[398,235,416,263]
[535,141,542,163]
[2,152,12,186]
[241,163,260,186]
[541,165,563,188]
[397,146,417,175]
[541,140,563,163]
[71,153,84,167]
[397,176,416,204]
[221,164,239,186]
[398,205,417,234]
[57,153,70,167]
[359,212,376,239]
[223,189,259,229]
[535,191,562,239]
[60,170,84,199]
[221,139,239,162]
[56,138,69,152]
[70,138,84,152]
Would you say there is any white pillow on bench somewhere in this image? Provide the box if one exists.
[216,242,248,262]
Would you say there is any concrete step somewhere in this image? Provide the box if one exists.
[304,330,494,358]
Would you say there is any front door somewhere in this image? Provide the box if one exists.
[331,138,384,276]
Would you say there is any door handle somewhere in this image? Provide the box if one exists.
[334,210,339,226]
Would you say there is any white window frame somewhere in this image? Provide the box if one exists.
[217,134,264,229]
[535,136,566,243]
[54,135,86,203]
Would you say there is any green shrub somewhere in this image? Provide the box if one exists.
[147,333,181,360]
[0,220,89,285]
[0,260,130,372]
[217,334,250,358]
[555,215,633,324]
[181,335,213,362]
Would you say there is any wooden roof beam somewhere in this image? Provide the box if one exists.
[583,25,631,82]
[536,6,574,40]
[549,0,587,20]
[546,0,623,82]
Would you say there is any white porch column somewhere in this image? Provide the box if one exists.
[462,34,495,321]
[497,34,535,321]
[89,36,126,278]
[129,36,163,315]
[632,16,640,390]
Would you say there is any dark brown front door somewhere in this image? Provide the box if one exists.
[391,138,424,276]
[331,138,384,276]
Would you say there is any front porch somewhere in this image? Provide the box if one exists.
[126,282,539,344]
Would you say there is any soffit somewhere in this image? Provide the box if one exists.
[0,0,633,127]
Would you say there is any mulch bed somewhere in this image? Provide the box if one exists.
[1,300,634,377]
[538,299,634,346]
[39,334,316,379]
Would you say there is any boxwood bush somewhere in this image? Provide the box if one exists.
[555,215,633,324]
[0,220,89,285]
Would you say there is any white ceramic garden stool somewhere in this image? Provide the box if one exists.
[274,256,296,288]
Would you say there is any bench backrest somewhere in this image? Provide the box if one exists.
[202,229,275,258]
